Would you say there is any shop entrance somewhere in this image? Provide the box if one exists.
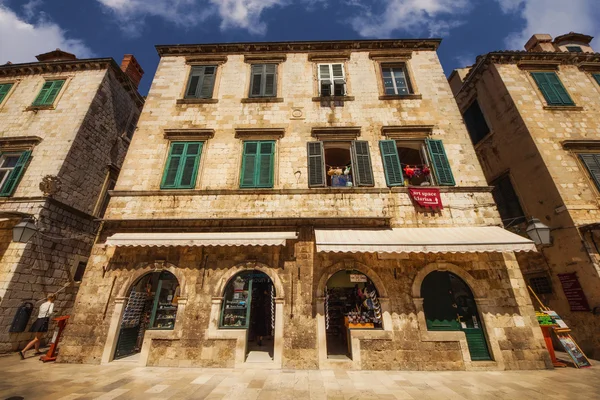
[220,271,275,362]
[114,271,180,360]
[325,270,382,360]
[421,271,491,361]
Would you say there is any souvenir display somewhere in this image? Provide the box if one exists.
[221,275,250,328]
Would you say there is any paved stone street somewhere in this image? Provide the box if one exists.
[0,353,598,400]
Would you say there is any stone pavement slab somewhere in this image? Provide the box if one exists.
[0,354,598,400]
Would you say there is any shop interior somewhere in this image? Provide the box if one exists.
[114,271,179,360]
[325,270,382,360]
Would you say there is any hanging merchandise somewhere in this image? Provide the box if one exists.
[325,290,330,330]
[403,165,415,178]
[270,284,275,331]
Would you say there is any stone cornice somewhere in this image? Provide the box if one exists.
[311,126,361,141]
[156,39,442,57]
[561,140,600,150]
[164,129,215,141]
[0,136,43,149]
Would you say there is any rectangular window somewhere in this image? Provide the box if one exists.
[463,100,490,144]
[528,275,553,295]
[73,261,87,282]
[491,174,526,226]
[318,63,345,97]
[0,151,31,197]
[0,83,13,104]
[579,153,600,192]
[32,79,65,106]
[240,141,275,188]
[593,74,600,86]
[249,64,277,97]
[185,66,216,99]
[566,46,583,53]
[306,141,374,188]
[161,142,203,189]
[381,65,412,95]
[530,72,574,106]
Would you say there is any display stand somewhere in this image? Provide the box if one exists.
[540,325,567,368]
[40,315,69,362]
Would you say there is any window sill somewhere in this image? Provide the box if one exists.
[241,97,284,103]
[26,105,55,111]
[379,94,422,100]
[543,105,583,111]
[176,98,218,104]
[312,96,355,102]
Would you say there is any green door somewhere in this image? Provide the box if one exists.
[422,271,491,361]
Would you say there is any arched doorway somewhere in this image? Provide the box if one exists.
[220,270,275,362]
[114,271,180,360]
[325,270,382,360]
[421,271,491,361]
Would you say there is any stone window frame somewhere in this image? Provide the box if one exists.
[26,75,73,111]
[0,79,19,110]
[177,56,227,105]
[241,55,286,103]
[519,64,582,111]
[69,255,89,284]
[562,141,600,203]
[370,52,422,100]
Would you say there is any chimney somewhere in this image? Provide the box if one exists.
[524,34,556,52]
[120,54,144,89]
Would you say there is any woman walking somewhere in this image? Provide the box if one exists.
[19,294,56,359]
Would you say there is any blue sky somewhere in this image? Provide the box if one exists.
[1,0,599,95]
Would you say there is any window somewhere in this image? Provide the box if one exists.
[0,151,31,197]
[318,64,345,97]
[593,74,600,86]
[528,275,553,295]
[463,100,490,144]
[185,66,216,99]
[379,139,455,187]
[491,174,526,226]
[381,65,412,95]
[240,141,275,188]
[0,83,13,104]
[307,141,374,188]
[160,142,203,189]
[530,72,574,106]
[579,153,600,192]
[32,79,65,106]
[249,64,277,97]
[566,46,583,53]
[73,261,87,282]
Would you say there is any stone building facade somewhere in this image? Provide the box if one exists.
[60,39,550,371]
[0,50,144,352]
[450,32,600,359]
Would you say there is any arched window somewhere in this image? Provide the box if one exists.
[220,271,274,330]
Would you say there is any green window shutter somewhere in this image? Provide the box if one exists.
[0,150,31,196]
[199,66,216,98]
[264,64,277,97]
[250,65,264,97]
[240,141,259,188]
[185,66,216,99]
[580,154,600,191]
[307,141,326,187]
[379,140,404,187]
[463,328,492,361]
[32,81,54,106]
[426,139,455,186]
[351,141,374,187]
[257,141,275,188]
[531,72,573,106]
[160,142,202,189]
[594,74,600,86]
[33,80,64,106]
[0,83,13,104]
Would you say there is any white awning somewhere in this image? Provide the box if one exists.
[106,231,298,248]
[315,227,536,254]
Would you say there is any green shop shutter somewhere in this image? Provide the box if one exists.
[307,141,326,187]
[379,140,404,187]
[531,72,573,106]
[580,154,600,191]
[0,150,32,196]
[257,141,275,188]
[0,83,13,103]
[351,141,374,187]
[426,139,455,186]
[463,328,492,361]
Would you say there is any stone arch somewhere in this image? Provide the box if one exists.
[213,261,284,298]
[317,259,388,298]
[117,261,186,298]
[411,262,486,299]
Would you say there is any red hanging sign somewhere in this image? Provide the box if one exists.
[557,273,591,312]
[408,188,443,210]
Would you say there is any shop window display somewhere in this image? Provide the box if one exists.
[114,271,179,360]
[325,270,382,359]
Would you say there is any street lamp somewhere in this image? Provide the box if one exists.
[525,218,551,245]
[13,218,38,243]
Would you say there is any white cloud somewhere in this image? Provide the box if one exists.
[348,0,471,38]
[209,0,286,35]
[0,5,93,64]
[22,0,43,20]
[495,0,600,50]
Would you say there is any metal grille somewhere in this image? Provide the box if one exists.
[529,276,552,294]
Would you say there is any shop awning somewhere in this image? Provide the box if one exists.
[106,231,298,248]
[315,227,536,254]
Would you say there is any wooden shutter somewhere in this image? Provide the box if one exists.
[185,66,216,99]
[199,66,216,98]
[257,141,275,188]
[240,141,259,187]
[44,80,65,105]
[32,81,54,106]
[594,74,600,86]
[531,72,573,105]
[318,64,332,96]
[463,328,492,361]
[250,65,264,97]
[307,141,326,187]
[178,143,203,188]
[351,141,374,187]
[379,140,404,187]
[264,64,277,97]
[0,83,13,103]
[161,143,185,188]
[546,72,574,105]
[580,154,600,191]
[426,139,455,186]
[332,64,345,96]
[0,150,31,196]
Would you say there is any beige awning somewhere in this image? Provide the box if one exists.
[106,232,298,248]
[315,227,536,254]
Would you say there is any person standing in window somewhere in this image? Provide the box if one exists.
[19,294,56,359]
